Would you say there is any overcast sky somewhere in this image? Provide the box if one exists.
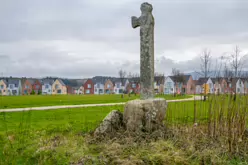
[0,0,248,78]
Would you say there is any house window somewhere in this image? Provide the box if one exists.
[55,84,59,89]
[45,85,49,89]
[0,85,3,89]
[9,84,14,89]
[12,90,17,95]
[115,89,117,92]
[15,84,18,87]
[57,89,62,94]
[97,83,100,88]
[107,84,110,88]
[86,89,90,94]
[99,89,103,93]
[25,85,29,89]
[119,89,123,94]
[167,82,172,87]
[132,84,136,88]
[116,83,120,88]
[36,85,39,89]
[95,89,97,92]
[87,84,91,88]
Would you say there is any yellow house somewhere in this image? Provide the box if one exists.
[202,83,210,95]
[52,79,67,95]
[0,79,8,96]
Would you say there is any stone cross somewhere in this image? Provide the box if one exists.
[132,2,155,100]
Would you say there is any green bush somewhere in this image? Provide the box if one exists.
[30,90,35,95]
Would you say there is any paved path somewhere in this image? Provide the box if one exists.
[0,96,202,113]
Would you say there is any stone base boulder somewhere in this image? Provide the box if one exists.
[123,98,167,132]
[94,110,123,136]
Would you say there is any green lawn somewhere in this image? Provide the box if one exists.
[0,94,192,109]
[0,96,247,164]
[1,94,247,133]
[0,101,203,134]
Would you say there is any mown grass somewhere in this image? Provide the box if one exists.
[0,94,191,109]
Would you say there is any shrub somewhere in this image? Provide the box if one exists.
[30,90,35,95]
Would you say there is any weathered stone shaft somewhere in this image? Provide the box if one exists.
[132,2,154,100]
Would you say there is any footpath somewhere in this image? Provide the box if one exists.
[0,96,202,113]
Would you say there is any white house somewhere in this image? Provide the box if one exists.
[235,78,244,94]
[164,76,175,94]
[114,81,125,95]
[7,79,22,95]
[42,79,54,95]
[94,82,105,95]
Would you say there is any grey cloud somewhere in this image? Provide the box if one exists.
[0,0,248,77]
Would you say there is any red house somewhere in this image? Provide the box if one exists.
[21,78,42,95]
[32,79,42,94]
[83,79,94,94]
[127,77,140,94]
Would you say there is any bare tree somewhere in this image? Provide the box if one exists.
[213,55,229,95]
[228,46,247,100]
[223,63,233,79]
[230,46,247,78]
[197,49,212,101]
[118,69,126,85]
[199,49,212,78]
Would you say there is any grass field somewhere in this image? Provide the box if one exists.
[0,94,192,109]
[0,95,247,164]
[0,101,208,164]
[0,101,207,133]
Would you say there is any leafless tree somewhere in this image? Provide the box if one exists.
[196,49,212,100]
[228,46,247,100]
[230,46,247,78]
[223,63,233,78]
[198,49,212,78]
[118,69,126,85]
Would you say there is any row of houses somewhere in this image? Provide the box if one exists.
[165,76,248,95]
[0,75,248,96]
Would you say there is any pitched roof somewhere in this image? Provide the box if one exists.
[111,78,128,85]
[57,79,65,86]
[168,75,191,84]
[76,79,87,86]
[42,79,55,85]
[184,75,191,83]
[128,77,140,83]
[196,78,209,85]
[0,79,7,85]
[154,76,164,85]
[27,78,36,85]
[92,76,111,84]
[7,78,20,86]
[62,79,86,88]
